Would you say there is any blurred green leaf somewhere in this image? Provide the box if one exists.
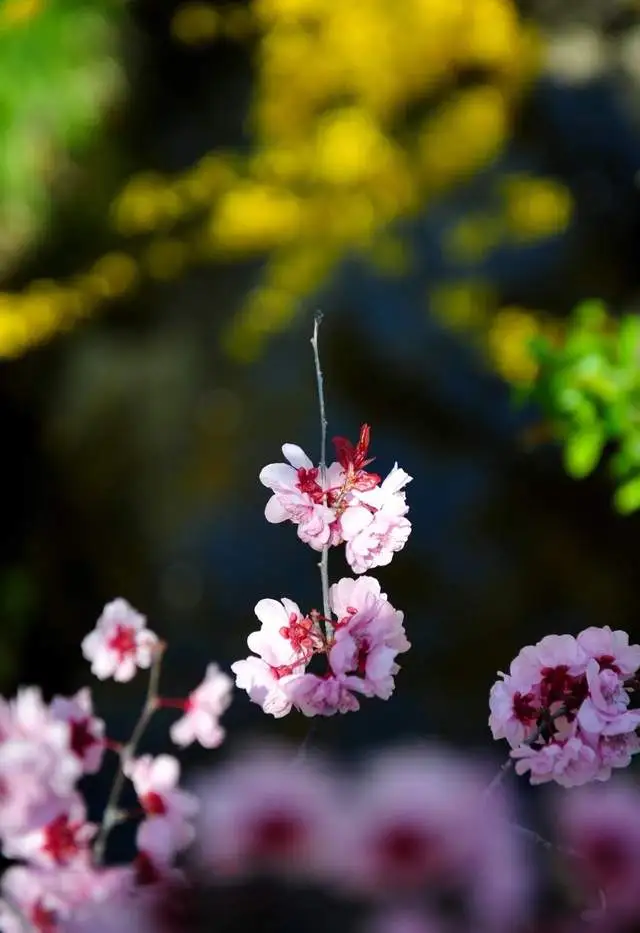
[0,0,125,279]
[614,475,640,514]
[563,426,605,479]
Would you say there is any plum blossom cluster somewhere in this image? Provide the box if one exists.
[233,422,412,718]
[260,425,412,574]
[232,576,410,718]
[489,626,640,787]
[0,598,233,933]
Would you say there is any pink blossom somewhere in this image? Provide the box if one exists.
[329,576,410,699]
[578,659,640,737]
[169,663,233,749]
[577,625,640,675]
[557,781,640,923]
[0,690,81,844]
[260,444,343,550]
[511,734,602,787]
[125,755,198,859]
[3,797,95,868]
[81,599,159,683]
[340,466,412,574]
[0,864,130,933]
[51,689,105,774]
[489,677,540,748]
[231,656,302,718]
[194,743,340,880]
[285,673,361,716]
[331,746,527,929]
[231,597,315,717]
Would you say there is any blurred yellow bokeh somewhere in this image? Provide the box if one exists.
[0,0,568,387]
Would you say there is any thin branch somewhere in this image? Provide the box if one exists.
[311,311,332,635]
[93,643,166,864]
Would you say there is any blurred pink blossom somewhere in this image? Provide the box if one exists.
[194,743,340,880]
[169,663,233,749]
[125,755,198,860]
[3,796,95,868]
[81,599,158,683]
[558,781,640,923]
[51,689,105,774]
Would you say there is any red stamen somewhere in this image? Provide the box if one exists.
[42,814,83,865]
[107,624,137,661]
[142,792,167,816]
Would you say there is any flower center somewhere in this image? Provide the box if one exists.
[295,467,325,504]
[249,811,304,857]
[31,900,58,933]
[142,791,167,815]
[107,623,137,661]
[70,718,98,759]
[42,814,82,864]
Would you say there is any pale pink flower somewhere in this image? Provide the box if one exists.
[248,597,318,669]
[594,732,640,772]
[0,690,81,843]
[329,576,410,699]
[3,796,95,868]
[557,781,640,923]
[578,658,640,736]
[125,755,198,859]
[0,865,67,933]
[81,599,158,683]
[489,677,540,748]
[260,444,342,550]
[340,464,411,574]
[0,864,130,933]
[231,597,315,717]
[51,688,105,774]
[577,625,640,675]
[285,673,361,716]
[169,663,233,749]
[332,746,526,929]
[511,735,601,787]
[534,633,589,674]
[194,743,340,879]
[231,656,302,718]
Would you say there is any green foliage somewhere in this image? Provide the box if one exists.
[0,0,124,279]
[526,300,640,513]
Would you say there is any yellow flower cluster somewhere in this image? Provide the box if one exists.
[0,0,569,378]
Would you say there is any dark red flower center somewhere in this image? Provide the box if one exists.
[42,814,83,864]
[70,718,98,760]
[540,665,588,717]
[296,467,325,504]
[107,623,136,661]
[583,832,631,886]
[135,850,162,886]
[513,691,539,724]
[376,823,442,880]
[142,791,167,815]
[249,811,304,857]
[32,900,58,933]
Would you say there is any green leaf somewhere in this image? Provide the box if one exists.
[614,475,640,514]
[618,315,640,367]
[563,426,605,478]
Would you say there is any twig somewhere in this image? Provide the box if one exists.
[93,643,166,864]
[310,311,332,636]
